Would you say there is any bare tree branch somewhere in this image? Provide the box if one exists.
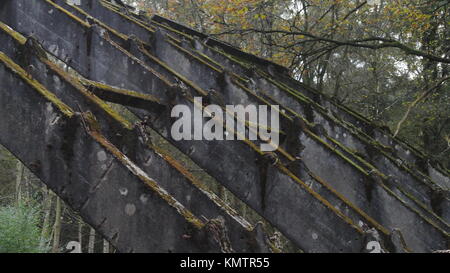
[211,29,450,64]
[393,75,450,137]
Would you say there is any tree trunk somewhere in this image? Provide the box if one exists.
[52,196,62,253]
[103,240,110,253]
[88,227,96,253]
[15,160,24,206]
[40,187,53,249]
[78,219,84,253]
[22,168,32,201]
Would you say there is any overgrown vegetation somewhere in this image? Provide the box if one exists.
[0,204,48,253]
[0,146,107,253]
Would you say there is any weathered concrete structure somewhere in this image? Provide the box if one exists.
[0,0,448,252]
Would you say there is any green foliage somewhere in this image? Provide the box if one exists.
[0,146,17,204]
[0,204,49,253]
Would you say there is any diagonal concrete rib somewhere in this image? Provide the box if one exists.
[0,51,228,253]
[80,78,166,112]
[0,26,279,253]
